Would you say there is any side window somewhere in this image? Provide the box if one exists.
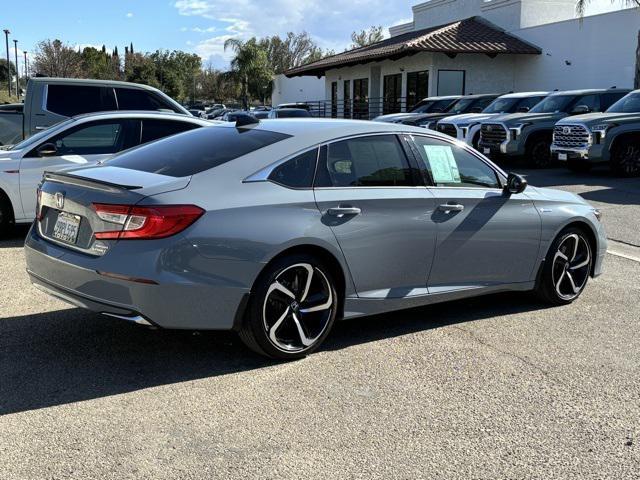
[412,136,501,189]
[268,148,318,189]
[140,120,199,145]
[116,88,177,112]
[37,121,126,156]
[46,85,117,117]
[601,92,627,111]
[573,94,599,112]
[315,135,413,187]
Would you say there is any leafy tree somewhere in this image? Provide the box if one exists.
[33,39,83,77]
[575,1,640,87]
[224,38,273,108]
[350,26,385,49]
[259,32,325,74]
[81,47,116,79]
[0,59,17,84]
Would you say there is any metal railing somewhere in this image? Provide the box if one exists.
[283,97,419,120]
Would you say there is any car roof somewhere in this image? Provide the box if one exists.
[420,95,461,101]
[499,91,549,98]
[549,88,632,96]
[69,110,217,125]
[30,77,164,92]
[460,93,502,98]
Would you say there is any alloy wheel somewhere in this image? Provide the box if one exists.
[616,143,640,176]
[551,233,591,301]
[531,141,552,168]
[262,263,334,353]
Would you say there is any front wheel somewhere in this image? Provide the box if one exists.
[239,254,339,359]
[0,195,14,238]
[526,137,553,168]
[610,138,640,177]
[536,228,592,305]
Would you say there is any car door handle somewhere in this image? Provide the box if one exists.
[437,203,464,213]
[327,206,361,217]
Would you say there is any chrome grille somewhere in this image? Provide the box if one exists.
[436,123,457,138]
[480,123,507,146]
[553,124,590,149]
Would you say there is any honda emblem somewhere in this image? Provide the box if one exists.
[55,192,65,210]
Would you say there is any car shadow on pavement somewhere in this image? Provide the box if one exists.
[0,225,30,248]
[0,292,549,415]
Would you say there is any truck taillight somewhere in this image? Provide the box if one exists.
[93,204,204,240]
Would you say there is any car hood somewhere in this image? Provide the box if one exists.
[494,112,566,126]
[373,113,422,123]
[0,149,21,160]
[525,185,589,206]
[439,113,498,125]
[556,112,640,127]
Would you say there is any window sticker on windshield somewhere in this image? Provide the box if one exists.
[423,145,461,183]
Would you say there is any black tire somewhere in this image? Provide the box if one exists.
[536,227,593,305]
[525,136,553,168]
[0,193,14,238]
[610,137,640,177]
[239,253,339,360]
[566,159,592,173]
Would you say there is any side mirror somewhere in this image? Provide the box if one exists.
[571,105,590,115]
[505,172,527,195]
[517,106,530,113]
[36,143,57,157]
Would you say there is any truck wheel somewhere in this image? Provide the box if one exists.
[610,138,640,177]
[0,194,15,237]
[567,159,592,173]
[525,137,553,168]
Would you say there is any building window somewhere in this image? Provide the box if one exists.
[437,70,465,96]
[331,81,338,118]
[344,80,351,119]
[406,71,429,111]
[353,78,369,119]
[383,74,402,115]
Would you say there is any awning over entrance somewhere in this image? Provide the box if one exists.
[285,16,541,77]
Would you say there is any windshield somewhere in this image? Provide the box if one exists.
[11,118,75,151]
[482,98,520,114]
[447,98,476,115]
[606,92,640,113]
[529,95,576,113]
[409,98,455,113]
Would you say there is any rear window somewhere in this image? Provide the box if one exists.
[46,85,117,117]
[115,88,179,112]
[107,126,291,177]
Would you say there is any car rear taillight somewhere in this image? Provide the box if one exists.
[93,204,204,240]
[36,188,43,221]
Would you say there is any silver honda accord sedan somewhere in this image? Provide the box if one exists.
[25,119,606,359]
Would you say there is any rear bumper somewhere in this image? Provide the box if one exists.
[24,226,256,330]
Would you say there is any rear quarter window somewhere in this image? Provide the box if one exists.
[107,126,291,177]
[115,88,179,112]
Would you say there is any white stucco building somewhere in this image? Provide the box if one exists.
[282,0,640,118]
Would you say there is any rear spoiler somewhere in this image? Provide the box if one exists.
[43,171,142,192]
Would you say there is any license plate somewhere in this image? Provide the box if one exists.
[52,212,81,244]
[483,147,490,154]
[558,153,568,161]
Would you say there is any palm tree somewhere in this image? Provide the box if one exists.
[224,38,270,109]
[575,0,640,87]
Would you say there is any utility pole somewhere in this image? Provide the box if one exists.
[23,51,27,81]
[13,39,18,96]
[3,29,10,96]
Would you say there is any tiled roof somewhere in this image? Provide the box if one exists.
[285,17,541,77]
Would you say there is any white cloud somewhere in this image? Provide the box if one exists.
[173,0,415,66]
[126,12,134,18]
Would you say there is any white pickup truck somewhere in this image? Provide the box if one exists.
[0,77,190,146]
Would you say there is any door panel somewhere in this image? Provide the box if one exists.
[313,135,436,298]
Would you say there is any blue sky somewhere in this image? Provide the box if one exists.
[2,0,632,71]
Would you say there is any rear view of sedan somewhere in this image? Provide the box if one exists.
[26,119,607,359]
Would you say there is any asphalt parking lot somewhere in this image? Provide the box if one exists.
[1,167,638,479]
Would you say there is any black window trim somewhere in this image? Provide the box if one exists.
[313,132,422,190]
[406,132,506,190]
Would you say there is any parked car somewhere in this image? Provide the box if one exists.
[25,119,605,360]
[373,95,461,123]
[188,109,207,118]
[253,111,271,120]
[0,78,190,147]
[268,108,312,119]
[393,94,502,129]
[435,92,549,149]
[478,87,630,168]
[0,112,218,233]
[277,102,311,111]
[210,108,237,120]
[221,111,259,123]
[551,89,640,176]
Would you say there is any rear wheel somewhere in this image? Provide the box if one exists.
[525,136,553,168]
[0,193,14,238]
[239,254,339,359]
[536,227,592,305]
[610,137,640,177]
